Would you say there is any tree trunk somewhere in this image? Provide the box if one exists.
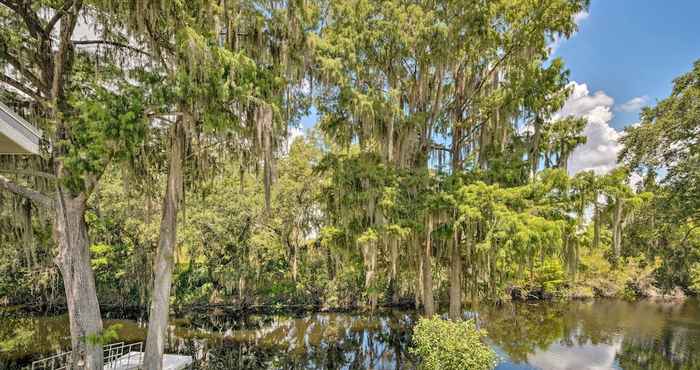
[363,241,378,311]
[422,215,435,316]
[593,202,601,249]
[326,246,336,281]
[612,198,624,259]
[449,231,462,320]
[54,192,104,370]
[529,117,542,180]
[414,235,423,309]
[143,119,185,370]
[390,238,399,305]
[559,151,570,172]
[449,124,462,320]
[291,242,299,283]
[238,274,246,302]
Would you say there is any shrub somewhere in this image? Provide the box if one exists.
[689,262,700,294]
[534,259,567,295]
[411,316,497,370]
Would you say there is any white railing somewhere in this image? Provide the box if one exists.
[30,350,72,370]
[30,342,144,370]
[103,342,143,370]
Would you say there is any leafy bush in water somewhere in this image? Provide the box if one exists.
[411,316,497,370]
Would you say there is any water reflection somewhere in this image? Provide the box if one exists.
[482,299,700,370]
[1,299,699,369]
[0,315,145,369]
[173,311,417,369]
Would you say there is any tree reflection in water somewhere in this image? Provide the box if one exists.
[1,299,699,369]
[478,299,700,370]
[169,311,418,369]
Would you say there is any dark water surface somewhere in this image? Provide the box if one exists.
[1,299,699,369]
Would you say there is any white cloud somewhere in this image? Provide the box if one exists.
[527,338,622,370]
[617,96,649,113]
[557,82,623,175]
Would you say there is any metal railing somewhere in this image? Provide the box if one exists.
[103,342,143,370]
[30,342,144,370]
[30,350,72,370]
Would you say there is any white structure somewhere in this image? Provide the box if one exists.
[109,352,193,370]
[31,342,193,370]
[0,101,42,154]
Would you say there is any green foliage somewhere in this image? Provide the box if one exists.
[535,260,567,295]
[411,316,497,370]
[690,263,700,294]
[85,324,122,346]
[618,60,700,290]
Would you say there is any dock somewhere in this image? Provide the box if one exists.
[31,342,193,370]
[107,352,193,370]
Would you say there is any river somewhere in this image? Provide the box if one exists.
[1,299,698,369]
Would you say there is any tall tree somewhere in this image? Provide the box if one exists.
[0,1,150,368]
[93,0,317,367]
[314,0,588,317]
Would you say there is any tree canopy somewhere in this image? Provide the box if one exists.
[0,1,698,369]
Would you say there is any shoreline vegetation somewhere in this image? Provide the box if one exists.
[2,279,689,321]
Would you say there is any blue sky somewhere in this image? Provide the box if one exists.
[552,0,699,175]
[555,0,700,130]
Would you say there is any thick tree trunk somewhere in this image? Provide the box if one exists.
[422,215,435,316]
[144,119,185,370]
[54,192,103,370]
[449,231,462,320]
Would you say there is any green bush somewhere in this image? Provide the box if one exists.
[534,259,567,295]
[689,262,700,294]
[411,316,497,370]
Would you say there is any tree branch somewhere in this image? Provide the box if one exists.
[0,0,48,39]
[46,0,76,34]
[0,175,53,208]
[430,144,451,153]
[50,0,82,102]
[72,40,152,57]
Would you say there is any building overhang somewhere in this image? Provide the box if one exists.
[0,101,42,155]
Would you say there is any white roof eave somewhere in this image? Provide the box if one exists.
[0,101,43,155]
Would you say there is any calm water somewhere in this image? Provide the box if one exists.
[1,299,699,369]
